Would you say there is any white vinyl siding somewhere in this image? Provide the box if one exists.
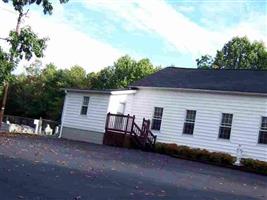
[62,92,135,134]
[127,88,267,161]
[62,92,110,133]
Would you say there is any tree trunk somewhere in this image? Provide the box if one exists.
[16,12,23,34]
[0,82,9,129]
[0,10,23,128]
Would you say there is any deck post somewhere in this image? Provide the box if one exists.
[131,115,135,135]
[105,112,110,133]
[146,119,150,138]
[125,114,130,134]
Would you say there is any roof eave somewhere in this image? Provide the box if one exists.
[63,88,136,95]
[130,86,267,97]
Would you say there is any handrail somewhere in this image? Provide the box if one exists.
[147,130,157,146]
[105,113,157,149]
[133,122,142,134]
[107,113,134,119]
[148,129,157,140]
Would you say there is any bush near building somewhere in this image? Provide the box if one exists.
[155,142,267,175]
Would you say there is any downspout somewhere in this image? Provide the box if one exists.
[59,90,67,138]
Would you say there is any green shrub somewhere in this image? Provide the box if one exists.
[155,142,234,165]
[241,158,267,175]
[156,143,267,175]
[208,152,235,165]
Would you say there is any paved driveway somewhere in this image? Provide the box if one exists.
[0,134,266,200]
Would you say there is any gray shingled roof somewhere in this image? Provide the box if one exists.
[130,67,267,94]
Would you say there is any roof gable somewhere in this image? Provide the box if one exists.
[130,67,267,94]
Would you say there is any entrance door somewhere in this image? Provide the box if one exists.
[117,102,126,115]
[114,102,126,130]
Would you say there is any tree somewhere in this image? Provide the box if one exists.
[5,55,158,120]
[196,37,267,70]
[8,27,48,62]
[0,47,14,85]
[63,65,88,88]
[5,63,89,120]
[196,55,214,69]
[1,0,69,71]
[0,0,69,123]
[91,55,160,89]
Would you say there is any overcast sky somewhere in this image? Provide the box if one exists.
[0,0,266,73]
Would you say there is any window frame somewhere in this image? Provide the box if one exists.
[183,110,197,135]
[80,96,90,115]
[218,113,233,140]
[258,116,267,144]
[151,107,164,131]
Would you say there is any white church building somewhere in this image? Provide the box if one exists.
[59,67,267,161]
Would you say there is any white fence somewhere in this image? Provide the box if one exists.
[0,115,60,135]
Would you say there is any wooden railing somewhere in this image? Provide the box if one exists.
[105,113,134,134]
[147,130,157,147]
[105,113,157,149]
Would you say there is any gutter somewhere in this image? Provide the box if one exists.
[130,86,267,97]
[62,88,136,95]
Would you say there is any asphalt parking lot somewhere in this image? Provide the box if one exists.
[0,134,266,200]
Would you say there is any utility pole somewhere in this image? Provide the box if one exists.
[0,82,9,129]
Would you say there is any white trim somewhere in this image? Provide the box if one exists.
[218,113,234,140]
[182,109,196,135]
[111,90,136,95]
[80,96,90,116]
[59,91,67,138]
[132,86,267,97]
[151,107,164,131]
[64,89,136,95]
[258,116,267,145]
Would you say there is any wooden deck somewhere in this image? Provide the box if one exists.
[104,113,157,150]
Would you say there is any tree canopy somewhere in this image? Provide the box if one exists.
[0,47,14,84]
[91,55,159,89]
[8,27,48,61]
[2,0,69,15]
[5,56,159,120]
[0,0,69,85]
[196,37,267,70]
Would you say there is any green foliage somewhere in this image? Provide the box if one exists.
[6,63,88,120]
[197,36,267,70]
[0,0,69,84]
[2,0,69,15]
[91,55,160,89]
[196,55,215,69]
[9,27,47,62]
[5,55,158,121]
[0,47,14,85]
[241,158,267,175]
[63,65,88,88]
[155,143,267,174]
[155,142,235,166]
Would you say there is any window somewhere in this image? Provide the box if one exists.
[80,96,90,115]
[151,107,163,130]
[219,113,233,139]
[258,117,267,144]
[183,110,196,135]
